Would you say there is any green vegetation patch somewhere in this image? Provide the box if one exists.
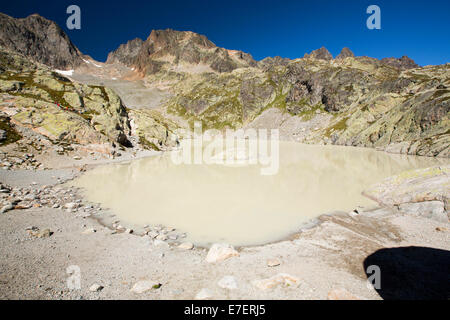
[0,117,22,146]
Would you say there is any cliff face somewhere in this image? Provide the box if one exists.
[0,13,83,70]
[106,38,144,67]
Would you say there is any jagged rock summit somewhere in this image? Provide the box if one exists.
[304,47,333,60]
[381,55,419,70]
[106,38,144,67]
[336,47,355,59]
[0,12,83,70]
[131,29,257,74]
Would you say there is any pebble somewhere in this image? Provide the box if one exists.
[206,243,239,263]
[267,258,281,267]
[64,202,78,210]
[130,280,160,294]
[148,231,159,239]
[178,242,194,250]
[28,228,53,238]
[82,228,96,234]
[89,284,104,292]
[156,234,168,241]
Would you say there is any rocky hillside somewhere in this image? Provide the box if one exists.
[0,13,83,70]
[155,48,449,157]
[0,47,178,165]
[0,12,447,158]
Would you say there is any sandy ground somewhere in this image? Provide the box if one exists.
[0,162,449,300]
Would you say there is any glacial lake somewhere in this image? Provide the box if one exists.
[72,142,447,247]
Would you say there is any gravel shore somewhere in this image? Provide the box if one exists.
[1,161,449,300]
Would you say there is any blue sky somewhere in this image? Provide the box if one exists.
[1,0,449,66]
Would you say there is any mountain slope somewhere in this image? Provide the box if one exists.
[162,54,449,157]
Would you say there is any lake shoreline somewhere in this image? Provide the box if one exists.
[1,145,449,299]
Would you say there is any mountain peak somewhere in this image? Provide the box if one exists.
[131,29,256,74]
[0,12,83,70]
[336,47,354,59]
[304,47,333,60]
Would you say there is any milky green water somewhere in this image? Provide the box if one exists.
[72,142,447,246]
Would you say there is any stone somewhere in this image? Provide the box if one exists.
[148,231,159,238]
[267,258,281,267]
[363,166,450,207]
[217,276,238,290]
[195,288,214,300]
[327,288,362,300]
[178,242,194,250]
[82,228,96,234]
[89,284,103,292]
[64,202,79,210]
[130,280,160,294]
[205,243,239,263]
[28,228,52,238]
[1,203,14,213]
[252,273,299,290]
[156,234,168,241]
[399,201,447,222]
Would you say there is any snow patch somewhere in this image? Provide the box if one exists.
[54,69,74,76]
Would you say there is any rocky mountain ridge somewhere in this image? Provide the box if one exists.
[0,13,84,70]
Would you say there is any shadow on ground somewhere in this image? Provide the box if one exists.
[363,246,450,300]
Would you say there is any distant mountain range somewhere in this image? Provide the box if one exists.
[0,13,420,72]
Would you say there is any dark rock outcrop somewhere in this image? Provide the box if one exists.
[0,13,83,70]
[106,38,144,66]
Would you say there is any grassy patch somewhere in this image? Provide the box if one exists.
[324,116,350,137]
